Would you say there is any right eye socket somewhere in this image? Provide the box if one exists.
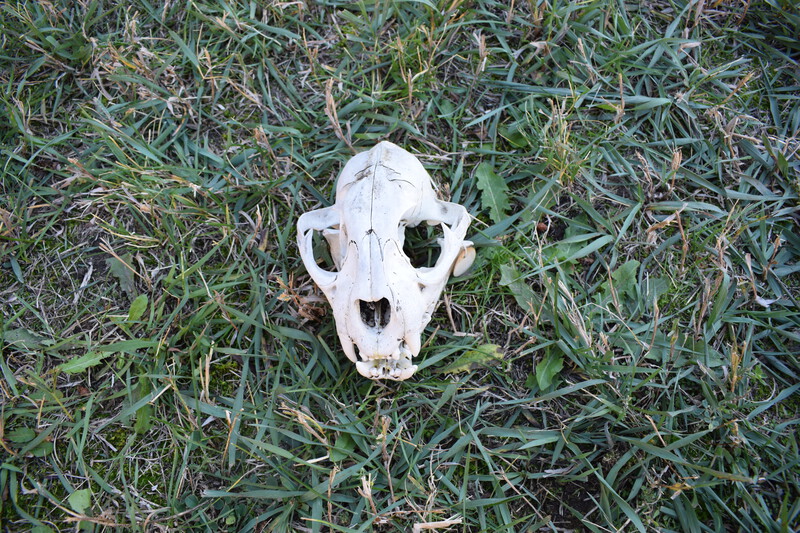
[312,226,341,273]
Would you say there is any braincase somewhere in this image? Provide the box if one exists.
[335,143,435,232]
[336,142,432,192]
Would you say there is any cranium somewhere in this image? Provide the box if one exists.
[297,141,475,380]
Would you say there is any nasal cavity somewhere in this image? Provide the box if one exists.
[359,298,392,328]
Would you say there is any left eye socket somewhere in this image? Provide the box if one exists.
[403,222,443,269]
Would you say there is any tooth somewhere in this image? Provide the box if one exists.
[356,361,374,378]
[404,335,420,358]
[357,355,413,380]
[342,342,358,363]
[397,365,417,380]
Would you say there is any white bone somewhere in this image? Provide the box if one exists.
[453,245,476,277]
[297,141,475,380]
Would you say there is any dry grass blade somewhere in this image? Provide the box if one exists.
[325,78,354,153]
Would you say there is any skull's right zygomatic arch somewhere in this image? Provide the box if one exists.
[297,141,475,380]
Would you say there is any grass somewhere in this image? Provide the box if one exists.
[1,0,799,531]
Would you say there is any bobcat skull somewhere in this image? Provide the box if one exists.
[297,141,475,380]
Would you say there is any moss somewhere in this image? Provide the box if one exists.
[208,358,241,398]
[105,427,130,450]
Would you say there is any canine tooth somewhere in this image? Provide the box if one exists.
[397,365,418,380]
[342,342,358,363]
[355,361,374,379]
[404,336,420,359]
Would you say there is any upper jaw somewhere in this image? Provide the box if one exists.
[354,342,418,381]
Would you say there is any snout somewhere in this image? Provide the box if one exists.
[348,296,403,360]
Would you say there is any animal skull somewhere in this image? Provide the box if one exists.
[297,141,475,380]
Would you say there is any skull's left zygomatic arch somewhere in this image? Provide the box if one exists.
[297,141,476,380]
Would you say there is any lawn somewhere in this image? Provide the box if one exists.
[1,0,799,531]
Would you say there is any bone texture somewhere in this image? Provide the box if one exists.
[297,141,474,380]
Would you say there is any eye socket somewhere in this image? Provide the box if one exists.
[310,226,341,272]
[403,222,443,269]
